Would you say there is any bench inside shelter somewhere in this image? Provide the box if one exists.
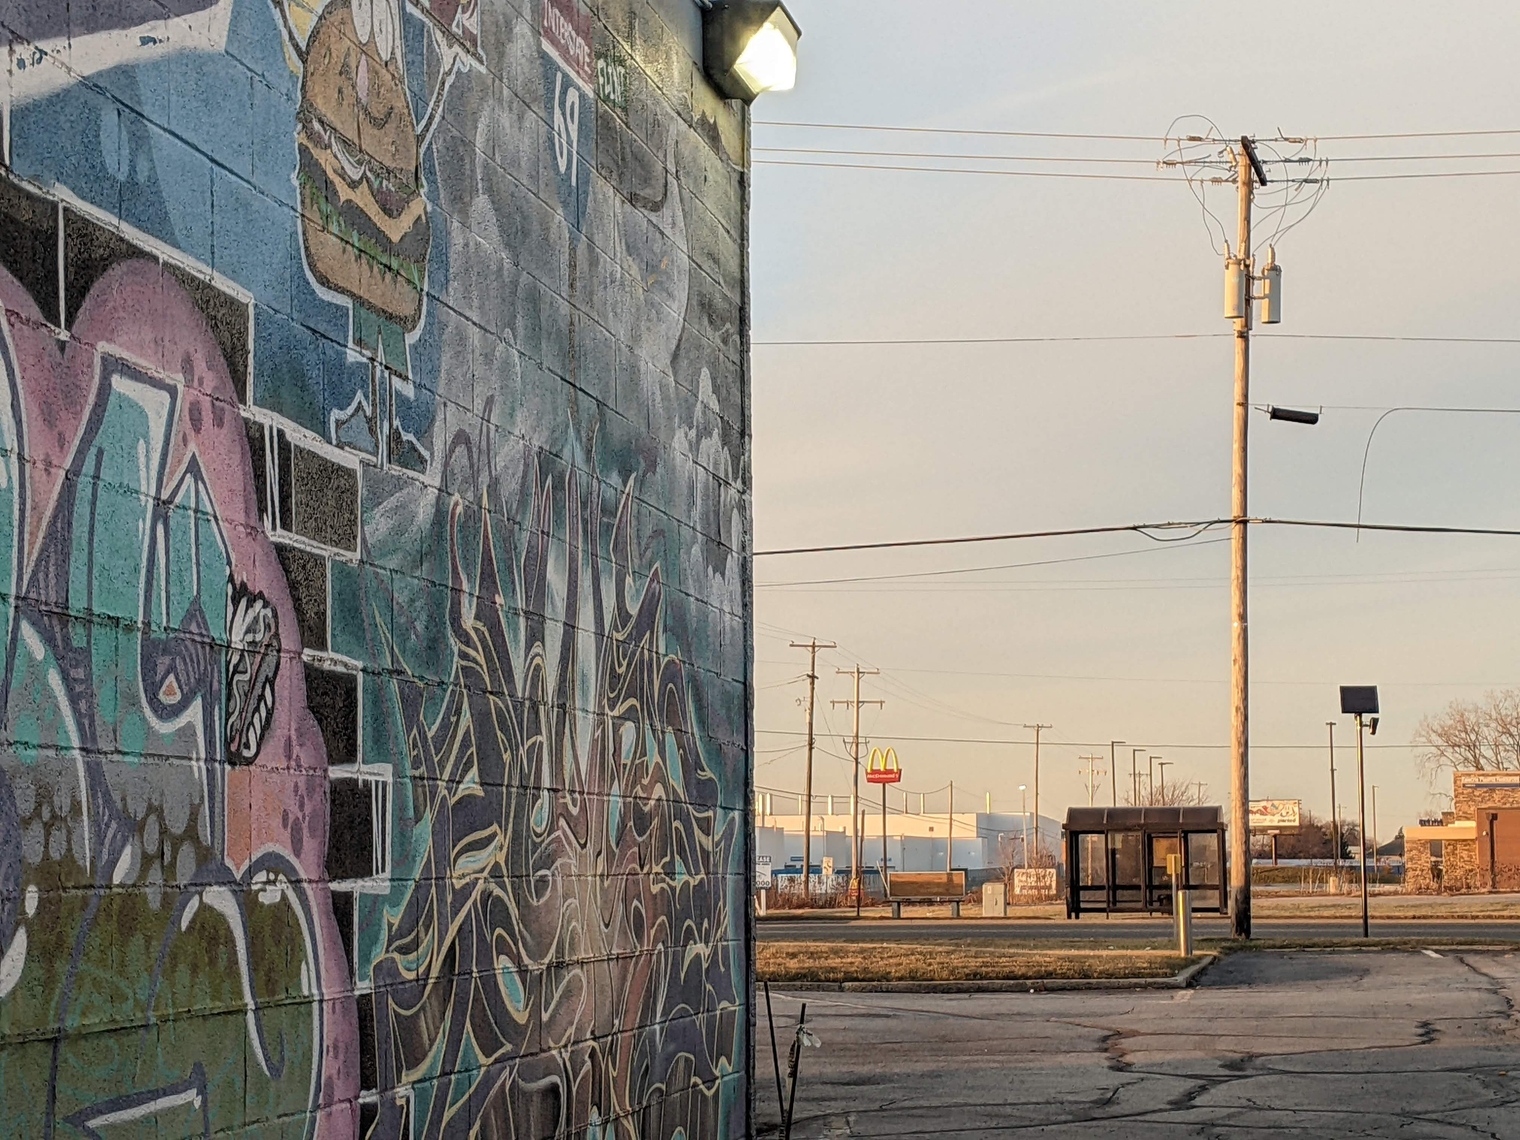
[884,870,968,918]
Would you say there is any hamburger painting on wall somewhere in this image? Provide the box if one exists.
[270,0,478,464]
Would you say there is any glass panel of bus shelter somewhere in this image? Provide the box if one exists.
[1079,834,1106,886]
[1109,832,1143,905]
[1149,835,1180,907]
[1188,831,1221,888]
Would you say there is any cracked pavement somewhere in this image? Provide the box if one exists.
[757,950,1520,1138]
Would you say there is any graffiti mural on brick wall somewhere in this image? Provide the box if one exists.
[0,231,347,1136]
[0,0,749,1133]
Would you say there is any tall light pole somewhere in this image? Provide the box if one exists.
[1024,724,1051,862]
[1131,747,1144,806]
[1371,784,1380,873]
[1148,754,1160,801]
[1110,740,1124,807]
[1158,760,1172,800]
[1327,721,1340,881]
[790,639,835,898]
[1340,686,1379,939]
[1019,784,1029,868]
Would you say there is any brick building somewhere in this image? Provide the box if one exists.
[1404,771,1520,892]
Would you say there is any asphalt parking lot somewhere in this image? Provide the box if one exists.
[757,950,1520,1138]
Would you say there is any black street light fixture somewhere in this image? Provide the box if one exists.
[702,0,802,103]
[1339,685,1380,938]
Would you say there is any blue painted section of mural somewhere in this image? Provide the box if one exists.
[0,0,751,1134]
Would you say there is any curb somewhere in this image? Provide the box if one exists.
[766,953,1218,994]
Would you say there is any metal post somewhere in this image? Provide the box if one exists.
[1372,784,1379,875]
[1229,138,1261,941]
[1131,747,1143,805]
[881,780,888,885]
[1111,740,1123,807]
[946,781,954,873]
[1020,786,1028,868]
[1356,712,1370,938]
[1024,724,1050,861]
[1328,721,1340,888]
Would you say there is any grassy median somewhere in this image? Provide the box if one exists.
[758,939,1196,983]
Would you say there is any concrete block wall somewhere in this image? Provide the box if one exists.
[0,0,751,1135]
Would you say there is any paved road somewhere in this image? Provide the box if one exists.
[758,949,1520,1137]
[759,916,1520,943]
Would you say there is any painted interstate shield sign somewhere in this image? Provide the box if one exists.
[541,0,596,231]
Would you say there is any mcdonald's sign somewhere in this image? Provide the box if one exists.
[866,746,902,784]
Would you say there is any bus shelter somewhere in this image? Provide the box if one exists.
[1063,806,1227,918]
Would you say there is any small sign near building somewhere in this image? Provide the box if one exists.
[1249,799,1301,829]
[1013,868,1057,896]
[755,854,772,890]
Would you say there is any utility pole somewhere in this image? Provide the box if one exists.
[1080,755,1105,807]
[1148,754,1159,801]
[1227,136,1268,940]
[1372,785,1380,873]
[833,666,882,917]
[946,781,954,873]
[1131,747,1144,806]
[1024,724,1051,861]
[1110,741,1124,807]
[790,639,835,899]
[1327,721,1340,880]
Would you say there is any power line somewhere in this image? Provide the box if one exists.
[756,157,1520,183]
[762,145,1520,166]
[755,520,1225,558]
[755,145,1166,165]
[757,535,1231,588]
[754,157,1179,181]
[758,120,1520,144]
[756,728,1423,750]
[755,331,1520,347]
[755,332,1229,346]
[755,120,1172,142]
[755,517,1520,558]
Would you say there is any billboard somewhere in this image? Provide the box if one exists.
[1249,799,1302,829]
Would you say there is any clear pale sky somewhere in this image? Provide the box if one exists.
[747,1,1520,838]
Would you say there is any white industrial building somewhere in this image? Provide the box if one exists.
[753,795,1064,875]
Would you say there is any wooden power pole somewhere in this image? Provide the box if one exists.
[834,666,882,916]
[1228,136,1267,940]
[789,639,835,899]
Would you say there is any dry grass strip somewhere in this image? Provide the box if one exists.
[758,940,1194,983]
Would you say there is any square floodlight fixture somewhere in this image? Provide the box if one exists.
[1339,685,1380,716]
[703,0,801,103]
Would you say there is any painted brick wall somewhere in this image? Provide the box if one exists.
[0,0,752,1135]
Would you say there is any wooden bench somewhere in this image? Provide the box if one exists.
[884,870,968,918]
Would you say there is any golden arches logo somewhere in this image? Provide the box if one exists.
[866,746,902,784]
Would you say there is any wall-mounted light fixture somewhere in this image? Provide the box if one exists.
[702,0,801,103]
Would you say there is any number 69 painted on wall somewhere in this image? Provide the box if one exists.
[553,70,581,186]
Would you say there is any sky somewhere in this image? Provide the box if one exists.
[746,1,1520,838]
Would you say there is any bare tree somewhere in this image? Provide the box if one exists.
[1125,780,1211,808]
[1413,690,1520,778]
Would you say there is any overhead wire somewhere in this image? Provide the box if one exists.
[756,517,1520,558]
[756,332,1520,346]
